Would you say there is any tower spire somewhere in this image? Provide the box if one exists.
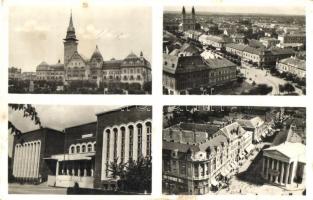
[65,10,77,41]
[192,6,195,15]
[182,6,186,15]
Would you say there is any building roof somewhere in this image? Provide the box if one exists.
[204,57,236,69]
[264,142,305,162]
[90,45,103,61]
[103,59,122,70]
[225,43,248,51]
[279,57,305,70]
[237,116,264,129]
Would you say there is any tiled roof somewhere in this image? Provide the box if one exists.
[279,57,305,70]
[204,57,236,69]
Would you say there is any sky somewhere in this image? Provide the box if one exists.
[165,5,305,16]
[9,5,152,72]
[8,105,121,157]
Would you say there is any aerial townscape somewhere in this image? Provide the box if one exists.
[9,105,152,194]
[9,12,152,94]
[163,6,306,95]
[162,106,306,195]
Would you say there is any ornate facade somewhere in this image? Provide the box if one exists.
[35,13,151,87]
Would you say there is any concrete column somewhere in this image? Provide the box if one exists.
[23,143,30,178]
[271,159,275,182]
[71,163,75,176]
[116,127,122,163]
[84,161,87,177]
[13,145,18,176]
[280,161,285,184]
[101,129,108,179]
[124,127,130,162]
[133,125,138,161]
[285,163,290,185]
[27,143,34,178]
[275,159,279,183]
[56,161,59,176]
[262,157,266,176]
[142,123,147,157]
[61,162,64,175]
[109,129,115,163]
[204,163,208,177]
[33,142,39,178]
[77,162,81,177]
[20,144,25,178]
[35,142,41,178]
[15,145,20,177]
[288,162,294,184]
[30,143,36,178]
[266,157,270,180]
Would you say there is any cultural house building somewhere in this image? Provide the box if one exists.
[11,106,152,190]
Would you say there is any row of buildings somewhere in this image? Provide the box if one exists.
[163,54,237,95]
[162,116,267,194]
[11,106,152,190]
[162,113,306,194]
[9,13,152,88]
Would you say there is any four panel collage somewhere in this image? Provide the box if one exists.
[4,0,308,198]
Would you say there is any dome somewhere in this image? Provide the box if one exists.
[125,52,139,60]
[36,61,49,70]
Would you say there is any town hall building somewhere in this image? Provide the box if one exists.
[35,13,151,87]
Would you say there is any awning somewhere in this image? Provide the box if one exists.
[44,152,95,161]
[245,144,255,153]
[211,177,219,186]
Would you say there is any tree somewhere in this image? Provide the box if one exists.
[8,104,42,136]
[106,156,152,193]
[284,83,295,94]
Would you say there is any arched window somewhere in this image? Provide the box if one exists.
[70,146,75,154]
[76,146,81,153]
[93,143,96,152]
[137,123,143,157]
[82,145,86,153]
[137,75,141,80]
[87,144,92,152]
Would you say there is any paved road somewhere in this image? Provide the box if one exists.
[240,66,302,95]
[9,183,67,194]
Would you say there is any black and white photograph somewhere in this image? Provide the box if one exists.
[163,5,306,95]
[8,5,152,94]
[163,106,306,195]
[8,104,152,194]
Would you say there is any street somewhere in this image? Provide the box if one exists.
[9,183,67,194]
[240,66,302,95]
[215,143,304,195]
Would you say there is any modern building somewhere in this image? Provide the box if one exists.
[11,106,152,190]
[163,54,237,95]
[276,57,306,79]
